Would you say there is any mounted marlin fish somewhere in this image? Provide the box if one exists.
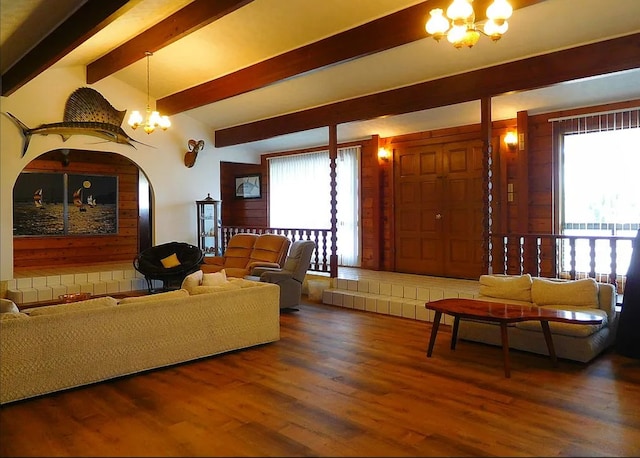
[4,87,151,157]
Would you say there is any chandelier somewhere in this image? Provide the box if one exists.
[425,0,513,49]
[128,51,170,134]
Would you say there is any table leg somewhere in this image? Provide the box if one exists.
[427,311,442,357]
[451,316,460,350]
[499,322,511,378]
[540,320,558,367]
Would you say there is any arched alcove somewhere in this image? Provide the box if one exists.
[12,149,152,271]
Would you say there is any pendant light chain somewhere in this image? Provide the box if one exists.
[127,51,171,133]
[146,51,151,113]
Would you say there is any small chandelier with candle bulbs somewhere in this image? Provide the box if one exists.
[128,51,170,134]
[425,0,513,49]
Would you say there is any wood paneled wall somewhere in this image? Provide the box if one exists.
[359,137,382,270]
[19,100,633,274]
[13,150,139,269]
[382,122,515,271]
[220,161,267,227]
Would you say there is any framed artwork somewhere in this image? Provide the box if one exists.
[13,172,118,236]
[235,174,261,199]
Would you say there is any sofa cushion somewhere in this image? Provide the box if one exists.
[0,298,19,314]
[160,252,181,268]
[531,277,599,308]
[202,270,227,286]
[0,312,29,320]
[181,269,203,291]
[479,274,532,302]
[515,305,607,337]
[189,282,243,295]
[228,278,263,288]
[24,296,118,316]
[118,289,189,305]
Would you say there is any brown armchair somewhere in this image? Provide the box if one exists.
[201,233,290,277]
[202,233,257,273]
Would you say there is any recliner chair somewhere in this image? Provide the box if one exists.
[248,240,316,310]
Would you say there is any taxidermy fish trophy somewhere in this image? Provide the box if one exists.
[4,87,150,157]
[184,139,205,168]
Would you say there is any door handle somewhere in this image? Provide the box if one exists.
[435,213,442,220]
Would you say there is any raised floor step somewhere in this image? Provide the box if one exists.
[319,270,481,325]
[5,267,150,305]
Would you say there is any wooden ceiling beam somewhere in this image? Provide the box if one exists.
[158,0,544,115]
[86,0,254,84]
[1,0,136,97]
[214,33,640,147]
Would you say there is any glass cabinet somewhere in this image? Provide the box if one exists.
[196,194,221,257]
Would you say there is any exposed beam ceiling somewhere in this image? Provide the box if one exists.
[215,34,640,147]
[86,0,253,84]
[2,0,639,155]
[157,0,545,115]
[1,0,136,96]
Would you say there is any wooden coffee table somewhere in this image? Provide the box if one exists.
[425,298,603,378]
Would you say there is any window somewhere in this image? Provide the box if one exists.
[269,146,361,266]
[555,108,640,277]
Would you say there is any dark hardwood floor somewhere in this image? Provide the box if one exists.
[1,299,640,457]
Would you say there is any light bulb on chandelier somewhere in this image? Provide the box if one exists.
[425,0,512,49]
[128,51,171,134]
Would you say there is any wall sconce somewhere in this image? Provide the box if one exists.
[504,131,518,151]
[378,147,391,162]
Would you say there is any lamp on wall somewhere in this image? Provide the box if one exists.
[128,52,171,134]
[504,131,518,150]
[425,0,513,48]
[378,147,391,162]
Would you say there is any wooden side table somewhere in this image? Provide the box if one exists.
[425,298,603,378]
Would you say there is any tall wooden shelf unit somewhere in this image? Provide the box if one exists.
[196,194,221,257]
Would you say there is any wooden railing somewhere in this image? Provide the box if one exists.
[489,233,637,295]
[221,226,333,274]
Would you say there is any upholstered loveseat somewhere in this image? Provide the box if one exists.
[458,274,617,363]
[201,233,290,277]
[0,277,279,404]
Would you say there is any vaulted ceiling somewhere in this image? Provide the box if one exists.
[2,0,639,155]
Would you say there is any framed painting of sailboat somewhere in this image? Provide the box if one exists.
[13,172,117,236]
[13,172,65,236]
[67,174,117,235]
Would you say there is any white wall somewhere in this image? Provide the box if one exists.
[0,65,259,281]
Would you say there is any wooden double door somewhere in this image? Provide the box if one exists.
[394,139,485,279]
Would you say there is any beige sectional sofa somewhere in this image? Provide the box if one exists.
[458,274,617,363]
[0,277,280,404]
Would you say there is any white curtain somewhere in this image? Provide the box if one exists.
[336,146,360,266]
[269,146,360,266]
[269,151,330,229]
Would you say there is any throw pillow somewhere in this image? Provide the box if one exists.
[0,298,19,314]
[118,289,189,305]
[202,270,228,286]
[160,253,181,268]
[531,277,599,308]
[181,269,204,292]
[479,274,533,302]
[25,296,118,316]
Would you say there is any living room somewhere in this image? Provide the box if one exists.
[1,1,640,456]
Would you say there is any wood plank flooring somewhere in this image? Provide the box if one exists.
[1,299,640,457]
